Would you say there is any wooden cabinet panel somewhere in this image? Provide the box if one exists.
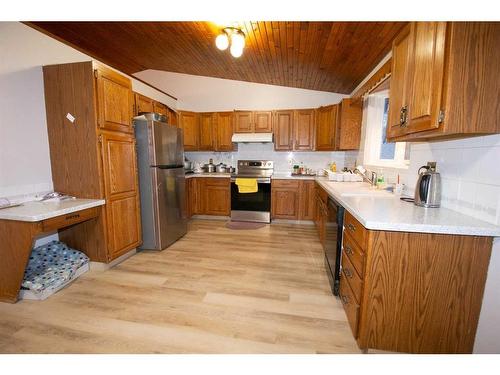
[405,22,447,134]
[337,99,362,150]
[271,179,299,220]
[234,111,253,133]
[134,93,154,115]
[203,178,230,216]
[95,65,133,133]
[215,112,234,151]
[169,109,178,126]
[41,207,98,233]
[199,112,215,151]
[340,269,360,338]
[294,109,315,151]
[343,232,365,278]
[298,180,315,220]
[153,101,168,117]
[387,24,412,139]
[254,111,273,132]
[179,111,199,151]
[100,131,141,260]
[344,211,367,249]
[273,110,294,151]
[341,251,363,304]
[191,178,203,215]
[315,105,336,151]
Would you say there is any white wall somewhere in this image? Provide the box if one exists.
[134,70,346,112]
[0,22,176,199]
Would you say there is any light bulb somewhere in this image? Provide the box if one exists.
[231,31,245,50]
[215,33,229,50]
[230,43,244,58]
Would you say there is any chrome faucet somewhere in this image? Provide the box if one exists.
[354,166,378,187]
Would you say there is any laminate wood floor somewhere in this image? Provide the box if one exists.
[0,220,360,353]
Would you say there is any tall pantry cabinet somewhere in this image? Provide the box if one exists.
[43,61,141,263]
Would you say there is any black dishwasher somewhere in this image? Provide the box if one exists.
[325,197,345,296]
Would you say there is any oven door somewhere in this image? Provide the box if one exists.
[230,178,271,223]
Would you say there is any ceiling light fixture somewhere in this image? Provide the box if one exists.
[215,27,246,58]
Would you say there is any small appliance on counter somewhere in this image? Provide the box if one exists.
[414,162,441,208]
[184,158,194,174]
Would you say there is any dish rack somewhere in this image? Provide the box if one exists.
[326,170,363,182]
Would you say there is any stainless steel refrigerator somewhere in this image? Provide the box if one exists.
[134,113,187,250]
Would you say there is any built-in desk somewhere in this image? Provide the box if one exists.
[0,199,105,303]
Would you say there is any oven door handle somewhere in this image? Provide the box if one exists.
[231,178,271,184]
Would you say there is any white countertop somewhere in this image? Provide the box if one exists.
[0,198,106,222]
[315,178,500,237]
[271,172,317,180]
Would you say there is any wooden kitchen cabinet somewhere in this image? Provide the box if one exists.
[95,65,134,134]
[234,110,273,133]
[315,105,337,151]
[336,99,362,150]
[274,109,315,151]
[271,180,300,219]
[387,22,500,141]
[273,110,294,151]
[169,109,178,126]
[203,178,231,216]
[198,112,215,151]
[179,110,200,151]
[134,92,154,115]
[338,210,492,354]
[214,112,234,151]
[313,182,329,247]
[153,101,169,118]
[43,61,141,263]
[271,179,315,220]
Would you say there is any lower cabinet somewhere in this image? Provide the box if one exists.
[185,177,231,218]
[271,179,315,220]
[339,210,492,354]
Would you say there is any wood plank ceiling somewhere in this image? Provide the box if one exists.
[28,22,406,94]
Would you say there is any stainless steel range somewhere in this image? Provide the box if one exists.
[230,160,274,223]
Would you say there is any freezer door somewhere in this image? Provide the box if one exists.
[154,167,187,249]
[152,121,184,167]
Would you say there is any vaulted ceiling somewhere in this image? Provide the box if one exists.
[28,21,406,94]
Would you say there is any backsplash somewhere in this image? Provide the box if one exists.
[185,143,358,174]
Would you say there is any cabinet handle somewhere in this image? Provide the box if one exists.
[344,245,353,255]
[400,105,408,127]
[347,223,356,232]
[341,294,349,305]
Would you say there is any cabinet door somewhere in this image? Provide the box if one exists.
[387,24,412,139]
[405,22,447,134]
[100,132,141,260]
[95,66,133,133]
[272,188,299,219]
[299,180,316,220]
[234,111,253,133]
[315,105,336,151]
[153,101,169,117]
[294,109,315,151]
[169,109,178,126]
[185,178,192,219]
[191,178,203,215]
[215,112,234,151]
[254,111,273,132]
[337,99,362,150]
[204,179,230,216]
[274,110,294,151]
[198,112,215,151]
[134,93,154,115]
[179,111,199,151]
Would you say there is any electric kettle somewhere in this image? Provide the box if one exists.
[414,162,441,208]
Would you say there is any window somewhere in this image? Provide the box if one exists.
[363,89,409,169]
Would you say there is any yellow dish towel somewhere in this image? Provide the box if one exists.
[235,178,258,193]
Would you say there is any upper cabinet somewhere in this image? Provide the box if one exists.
[214,112,234,151]
[234,110,273,133]
[134,93,154,114]
[179,111,235,152]
[315,105,337,151]
[179,111,200,151]
[95,65,134,133]
[337,98,363,150]
[274,109,315,151]
[153,101,169,118]
[387,22,500,141]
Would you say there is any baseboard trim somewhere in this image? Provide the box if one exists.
[191,215,230,221]
[89,248,137,271]
[271,219,315,225]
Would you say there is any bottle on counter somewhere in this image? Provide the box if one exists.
[330,162,337,172]
[299,162,305,174]
[293,164,300,174]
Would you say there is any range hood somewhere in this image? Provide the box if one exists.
[231,133,273,143]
